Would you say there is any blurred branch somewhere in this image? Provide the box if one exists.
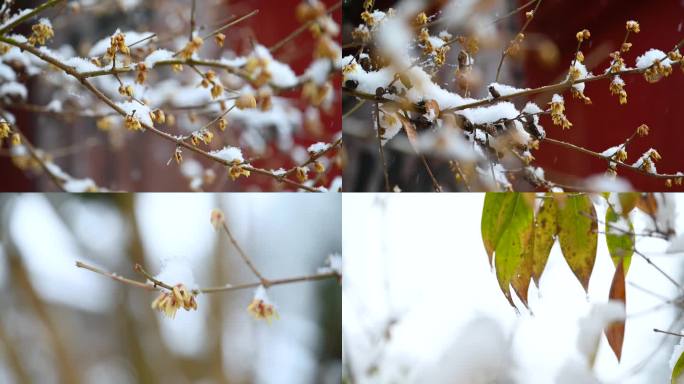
[6,241,80,383]
[76,261,339,295]
[0,311,31,384]
[220,220,268,285]
[269,0,341,53]
[0,0,65,35]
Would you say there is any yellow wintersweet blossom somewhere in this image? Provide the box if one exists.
[151,284,198,318]
[210,209,225,231]
[247,285,279,323]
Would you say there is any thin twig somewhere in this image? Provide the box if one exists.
[420,155,442,192]
[653,328,684,338]
[75,261,155,290]
[495,0,543,82]
[543,136,683,179]
[374,103,390,191]
[75,260,339,295]
[0,0,65,35]
[220,221,268,285]
[269,0,342,53]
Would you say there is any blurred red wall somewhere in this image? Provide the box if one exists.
[522,0,684,191]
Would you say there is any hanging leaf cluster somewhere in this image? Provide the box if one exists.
[481,192,647,362]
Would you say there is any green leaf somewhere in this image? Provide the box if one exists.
[494,193,534,308]
[672,349,684,384]
[557,194,598,292]
[605,204,634,274]
[481,193,517,267]
[532,196,558,286]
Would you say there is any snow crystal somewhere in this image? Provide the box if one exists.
[230,96,301,151]
[569,61,590,93]
[155,258,197,290]
[329,176,342,192]
[143,49,174,68]
[601,146,621,158]
[343,60,394,94]
[210,146,244,164]
[0,62,16,81]
[88,30,156,57]
[307,142,330,154]
[631,148,659,173]
[63,178,97,192]
[304,59,332,85]
[271,168,287,177]
[63,57,101,73]
[458,101,519,125]
[38,17,52,28]
[377,110,402,146]
[488,82,529,97]
[2,47,31,68]
[46,99,62,112]
[376,14,411,66]
[44,162,71,180]
[576,301,625,360]
[10,144,27,157]
[252,45,297,88]
[253,284,273,304]
[427,36,445,49]
[635,49,670,69]
[0,9,33,31]
[0,82,27,100]
[317,253,342,274]
[522,102,543,115]
[116,101,153,127]
[415,129,477,161]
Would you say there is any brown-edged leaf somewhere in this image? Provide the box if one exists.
[636,193,658,216]
[532,195,558,286]
[606,262,626,362]
[557,194,598,292]
[494,193,534,309]
[511,228,534,309]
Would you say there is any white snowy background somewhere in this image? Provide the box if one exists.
[0,193,341,384]
[343,193,684,383]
